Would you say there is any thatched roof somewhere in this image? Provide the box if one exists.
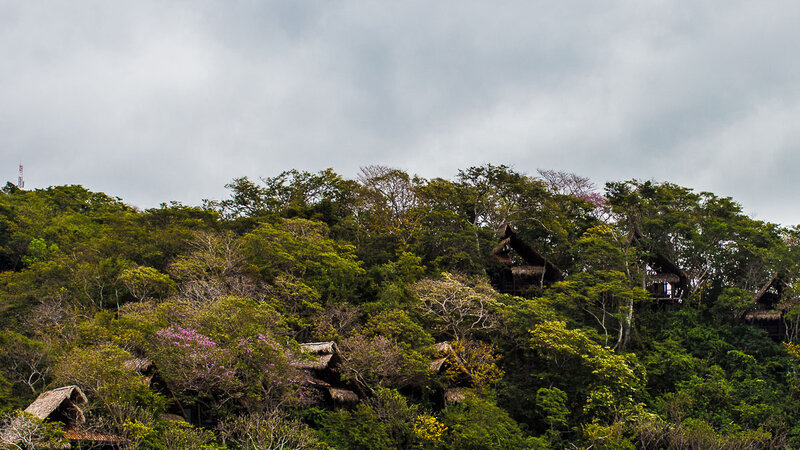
[159,413,188,423]
[430,358,448,373]
[430,341,453,373]
[444,388,467,404]
[293,342,340,371]
[495,224,563,282]
[328,387,359,405]
[745,310,783,321]
[300,341,339,354]
[24,386,87,424]
[295,353,336,371]
[629,225,689,294]
[433,341,452,354]
[511,265,546,276]
[751,274,781,305]
[123,358,153,373]
[648,273,680,283]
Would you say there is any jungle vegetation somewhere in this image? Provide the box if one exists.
[1,165,799,449]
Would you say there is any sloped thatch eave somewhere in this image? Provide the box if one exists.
[433,342,452,354]
[328,388,359,404]
[430,358,447,373]
[751,274,780,304]
[511,265,546,276]
[648,273,680,284]
[123,358,153,373]
[293,353,335,371]
[497,224,563,281]
[300,341,339,355]
[24,386,87,422]
[745,310,783,321]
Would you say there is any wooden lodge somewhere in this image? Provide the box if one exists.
[629,225,688,301]
[745,274,788,340]
[492,224,563,295]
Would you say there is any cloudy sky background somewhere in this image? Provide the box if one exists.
[2,2,800,223]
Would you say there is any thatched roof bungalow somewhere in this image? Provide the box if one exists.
[429,342,453,373]
[123,357,159,387]
[21,385,129,448]
[750,274,783,307]
[628,225,689,300]
[24,385,87,425]
[745,274,789,340]
[493,224,563,294]
[294,341,359,407]
[294,342,341,371]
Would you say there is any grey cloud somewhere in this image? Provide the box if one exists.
[2,1,800,223]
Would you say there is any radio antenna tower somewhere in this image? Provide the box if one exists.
[17,164,24,189]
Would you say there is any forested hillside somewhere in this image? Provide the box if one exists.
[1,165,799,449]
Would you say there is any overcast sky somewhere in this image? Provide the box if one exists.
[2,2,800,223]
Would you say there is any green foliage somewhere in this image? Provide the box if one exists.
[242,218,365,303]
[320,403,395,450]
[4,171,800,448]
[441,396,544,449]
[118,265,176,301]
[218,410,327,449]
[535,387,569,438]
[0,410,67,448]
[363,309,434,349]
[530,320,647,424]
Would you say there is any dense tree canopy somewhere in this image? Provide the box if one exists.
[0,167,798,448]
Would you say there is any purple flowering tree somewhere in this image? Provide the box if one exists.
[153,326,239,396]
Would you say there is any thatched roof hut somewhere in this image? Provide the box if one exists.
[123,358,153,373]
[293,341,361,407]
[123,357,158,387]
[24,386,87,425]
[494,224,563,283]
[751,274,783,307]
[300,341,339,354]
[629,225,689,298]
[430,342,453,373]
[294,341,341,371]
[328,387,359,405]
[433,342,452,353]
[21,386,130,447]
[430,358,447,373]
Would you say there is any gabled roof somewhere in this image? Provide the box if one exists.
[629,224,689,293]
[494,224,563,282]
[751,273,781,305]
[24,385,87,424]
[430,341,452,373]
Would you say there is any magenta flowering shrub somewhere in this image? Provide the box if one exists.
[152,326,239,394]
[151,324,307,410]
[233,332,307,410]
